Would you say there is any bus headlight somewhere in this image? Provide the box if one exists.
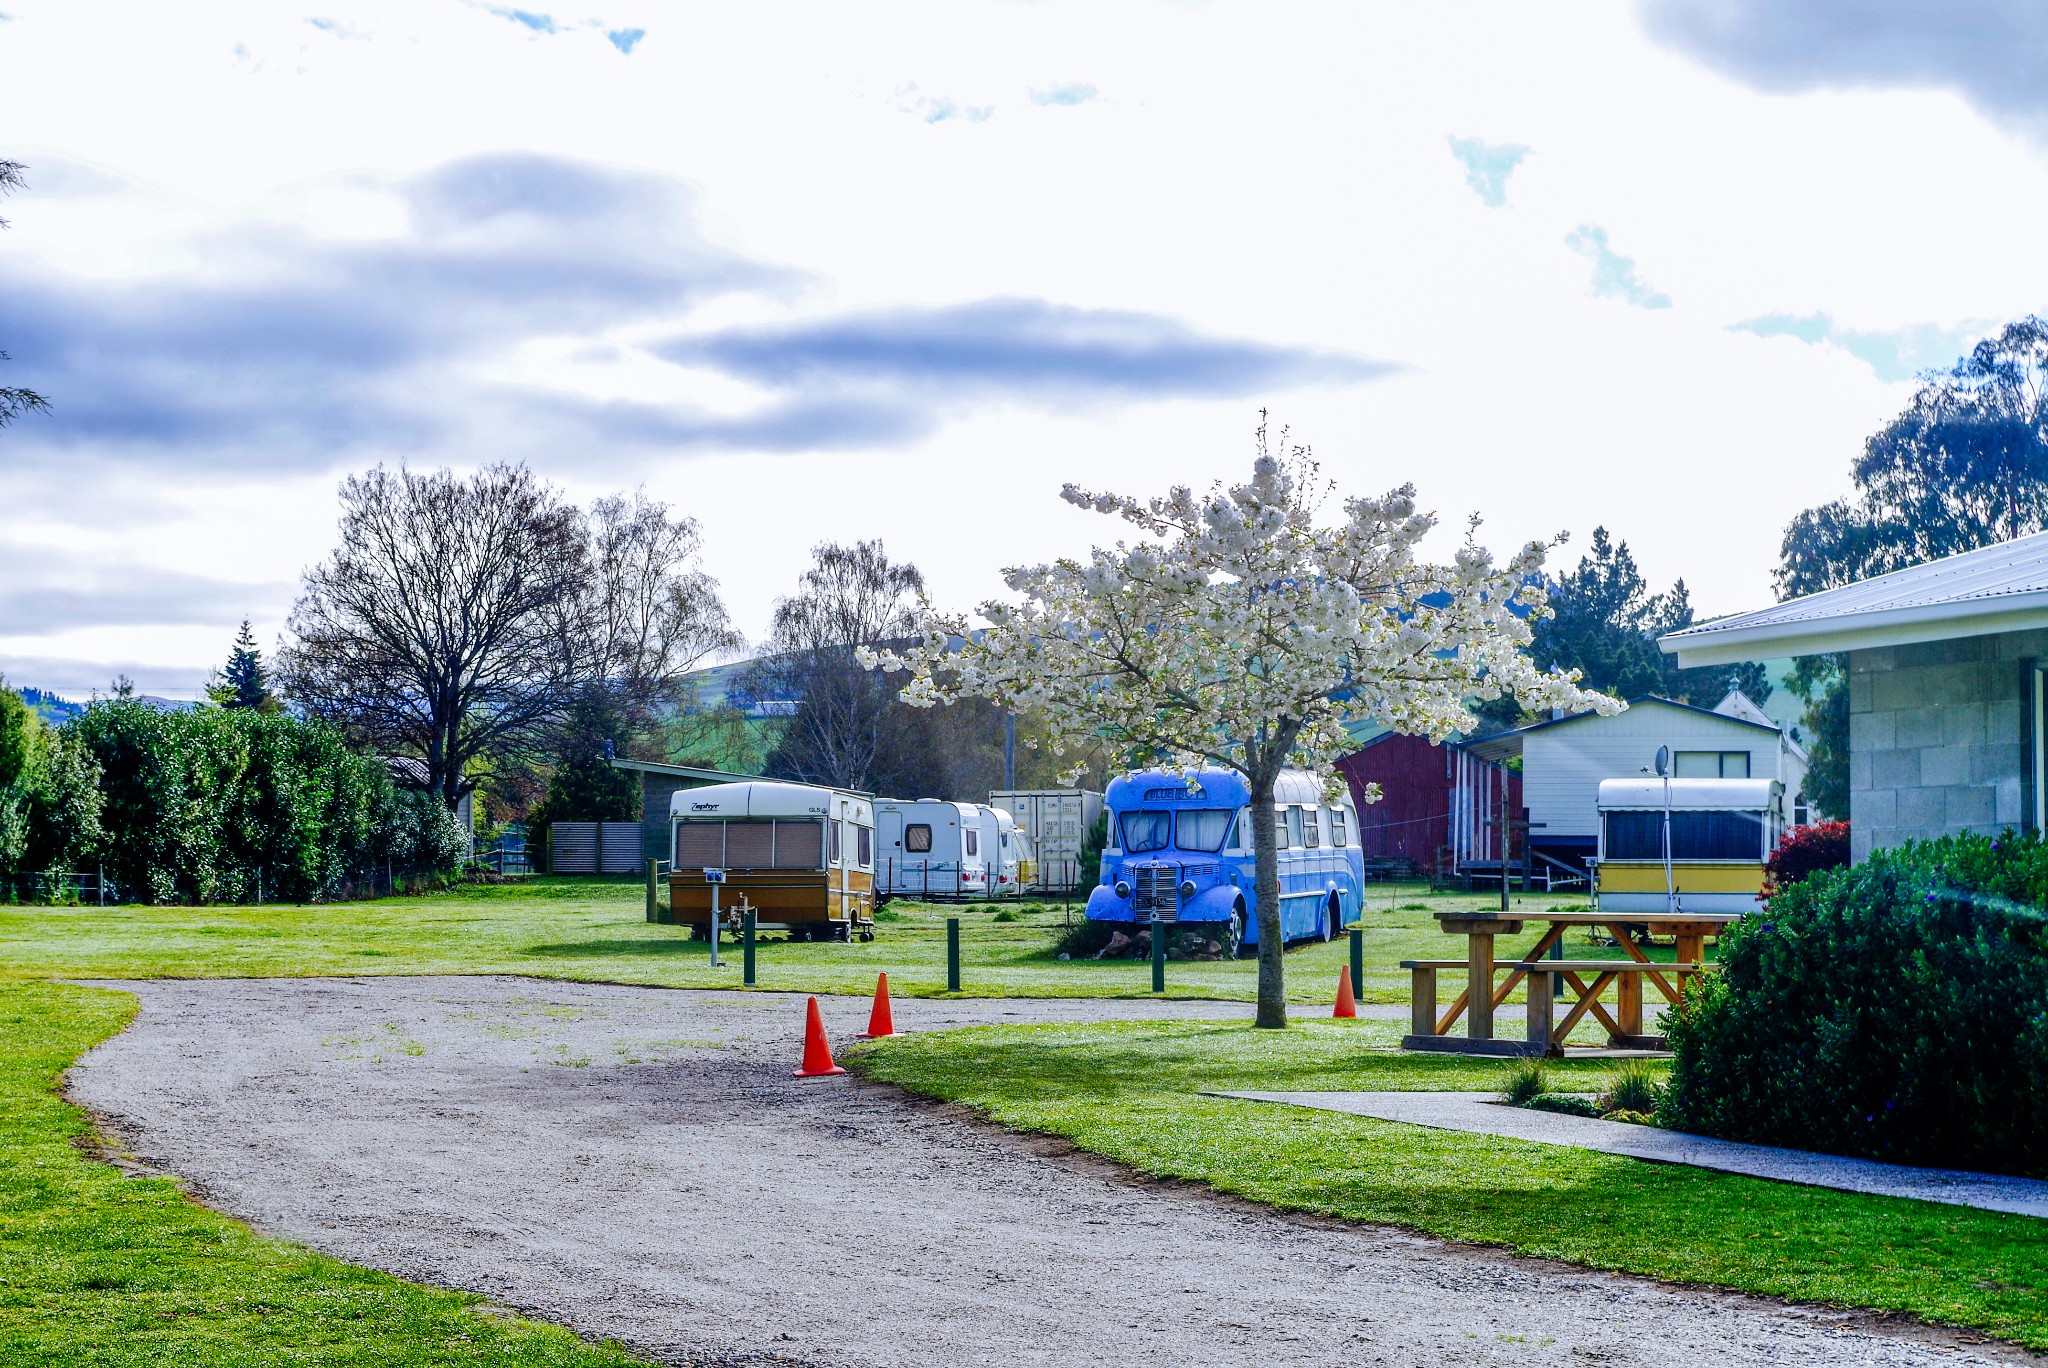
[1179,880,1197,901]
[1114,880,1132,899]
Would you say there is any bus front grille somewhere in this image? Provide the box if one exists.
[1134,865,1179,920]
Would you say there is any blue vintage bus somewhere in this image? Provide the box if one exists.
[1085,767,1365,956]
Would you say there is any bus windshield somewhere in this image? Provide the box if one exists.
[1174,809,1233,852]
[1119,810,1172,852]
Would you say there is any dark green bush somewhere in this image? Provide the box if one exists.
[1660,830,2048,1177]
[1526,1093,1603,1118]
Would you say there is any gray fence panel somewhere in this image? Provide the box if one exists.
[551,822,599,874]
[599,821,643,874]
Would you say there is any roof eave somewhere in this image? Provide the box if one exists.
[1660,594,2048,668]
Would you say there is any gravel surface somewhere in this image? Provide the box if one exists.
[65,976,2025,1368]
[1222,1092,2048,1218]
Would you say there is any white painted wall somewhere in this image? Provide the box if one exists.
[1523,701,1808,840]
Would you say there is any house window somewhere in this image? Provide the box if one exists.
[1792,792,1810,827]
[905,824,933,853]
[1673,750,1751,778]
[2033,662,2048,834]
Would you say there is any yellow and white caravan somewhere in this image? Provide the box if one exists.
[1593,777,1782,915]
[669,781,876,941]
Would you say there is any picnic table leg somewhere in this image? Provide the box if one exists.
[1410,965,1437,1038]
[1615,972,1643,1040]
[1467,932,1495,1040]
[1525,968,1553,1054]
[1674,932,1703,1007]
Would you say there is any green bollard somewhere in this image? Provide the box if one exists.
[946,916,962,993]
[1350,925,1364,996]
[645,858,660,923]
[742,910,757,987]
[1151,915,1167,993]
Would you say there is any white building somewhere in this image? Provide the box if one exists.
[1459,692,1810,873]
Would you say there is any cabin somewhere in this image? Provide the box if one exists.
[1660,531,2048,862]
[1334,733,1518,881]
[1459,693,1808,877]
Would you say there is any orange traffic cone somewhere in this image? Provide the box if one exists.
[1333,965,1357,1019]
[860,973,896,1039]
[794,995,847,1078]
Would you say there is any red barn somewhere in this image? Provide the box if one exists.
[1336,733,1520,880]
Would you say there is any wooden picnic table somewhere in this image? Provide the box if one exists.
[1400,910,1740,1057]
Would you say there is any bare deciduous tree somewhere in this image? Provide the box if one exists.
[280,464,588,809]
[736,540,924,791]
[0,159,50,430]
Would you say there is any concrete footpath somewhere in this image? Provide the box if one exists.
[1216,1091,2048,1218]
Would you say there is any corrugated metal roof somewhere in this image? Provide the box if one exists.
[1663,530,2048,652]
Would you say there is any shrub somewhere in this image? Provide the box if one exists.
[1501,1058,1547,1106]
[1050,918,1114,959]
[992,908,1019,923]
[1661,830,2048,1177]
[1764,820,1850,895]
[1600,1060,1663,1116]
[1601,1109,1656,1126]
[1526,1093,1602,1118]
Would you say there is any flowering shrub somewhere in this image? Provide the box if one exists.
[1660,830,2048,1176]
[1763,820,1850,896]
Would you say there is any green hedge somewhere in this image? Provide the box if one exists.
[1661,831,2048,1177]
[55,701,466,905]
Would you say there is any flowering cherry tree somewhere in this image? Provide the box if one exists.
[866,420,1620,1026]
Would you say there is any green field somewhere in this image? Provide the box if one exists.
[0,978,650,1367]
[0,875,1630,1004]
[852,1017,2048,1349]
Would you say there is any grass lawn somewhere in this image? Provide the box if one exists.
[852,1016,2048,1349]
[0,977,650,1367]
[0,875,1649,1004]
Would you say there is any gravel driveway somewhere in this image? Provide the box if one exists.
[65,977,2023,1367]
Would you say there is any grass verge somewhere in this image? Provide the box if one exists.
[852,1016,2048,1348]
[0,978,650,1367]
[0,877,1658,1004]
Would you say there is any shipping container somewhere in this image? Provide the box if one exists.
[988,789,1104,893]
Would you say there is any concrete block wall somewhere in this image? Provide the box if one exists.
[1846,630,2045,861]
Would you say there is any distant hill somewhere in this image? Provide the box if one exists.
[17,687,84,725]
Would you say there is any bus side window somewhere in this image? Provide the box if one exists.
[1235,807,1251,851]
[1328,806,1349,848]
[1285,806,1305,849]
[1274,808,1292,851]
[1301,806,1320,849]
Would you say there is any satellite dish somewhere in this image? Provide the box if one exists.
[1654,746,1670,777]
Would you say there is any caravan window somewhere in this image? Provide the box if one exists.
[774,819,823,869]
[905,824,933,853]
[1605,810,1765,861]
[725,822,774,867]
[965,828,980,858]
[676,822,724,869]
[1120,810,1172,853]
[1328,806,1349,848]
[830,820,843,865]
[1175,809,1232,852]
[857,825,873,867]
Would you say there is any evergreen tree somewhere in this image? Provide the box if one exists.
[209,620,280,713]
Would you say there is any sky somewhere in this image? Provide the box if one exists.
[5,0,2048,696]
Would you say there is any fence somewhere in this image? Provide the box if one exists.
[547,821,645,875]
[878,858,1086,907]
[2,859,452,907]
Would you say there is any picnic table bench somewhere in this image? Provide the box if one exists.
[1401,910,1739,1057]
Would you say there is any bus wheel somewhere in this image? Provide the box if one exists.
[1224,906,1248,959]
[1318,895,1337,942]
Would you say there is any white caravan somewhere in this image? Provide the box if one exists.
[976,804,1025,897]
[874,799,988,902]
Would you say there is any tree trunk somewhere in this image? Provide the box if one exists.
[1250,765,1287,1029]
